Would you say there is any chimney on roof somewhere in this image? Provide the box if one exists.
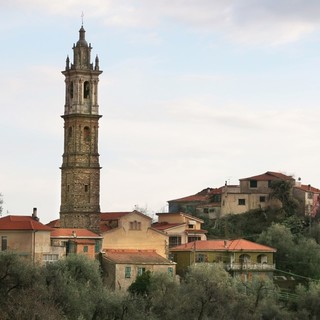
[295,177,301,188]
[32,208,39,221]
[224,240,227,248]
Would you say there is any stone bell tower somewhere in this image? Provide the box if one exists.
[59,25,102,233]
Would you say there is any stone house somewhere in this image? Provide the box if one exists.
[168,171,298,218]
[101,249,176,291]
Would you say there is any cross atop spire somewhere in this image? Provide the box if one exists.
[81,11,84,26]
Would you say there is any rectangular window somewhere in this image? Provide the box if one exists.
[188,236,201,242]
[1,236,7,251]
[84,185,89,192]
[203,208,209,214]
[238,199,246,205]
[125,266,131,278]
[168,267,173,277]
[308,192,313,199]
[43,254,59,265]
[188,224,194,229]
[250,180,257,188]
[83,245,88,253]
[196,253,207,263]
[129,221,141,230]
[260,196,266,203]
[169,236,181,248]
[138,267,146,276]
[211,194,221,202]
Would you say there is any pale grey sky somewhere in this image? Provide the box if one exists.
[1,1,320,223]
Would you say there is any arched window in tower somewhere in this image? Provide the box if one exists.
[84,81,90,99]
[83,126,91,142]
[68,127,72,139]
[70,81,74,98]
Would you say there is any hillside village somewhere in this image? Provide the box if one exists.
[1,26,320,298]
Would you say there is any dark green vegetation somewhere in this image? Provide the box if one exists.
[1,252,320,319]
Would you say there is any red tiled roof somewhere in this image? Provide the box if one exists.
[46,219,60,228]
[152,222,185,231]
[103,249,174,265]
[185,229,208,234]
[295,184,320,193]
[170,239,276,252]
[168,194,208,203]
[0,215,53,231]
[240,171,293,181]
[100,212,130,220]
[71,239,96,244]
[156,212,204,223]
[50,228,100,238]
[168,187,223,203]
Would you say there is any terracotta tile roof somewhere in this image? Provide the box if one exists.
[103,249,175,265]
[168,187,223,203]
[152,222,185,231]
[71,239,96,244]
[100,210,152,221]
[170,239,276,252]
[156,212,204,223]
[50,228,101,238]
[240,171,293,181]
[185,229,208,234]
[295,184,320,193]
[100,212,130,220]
[46,219,60,228]
[0,215,53,231]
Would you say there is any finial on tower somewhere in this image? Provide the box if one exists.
[81,11,84,27]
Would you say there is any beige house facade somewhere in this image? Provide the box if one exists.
[0,214,64,265]
[100,211,169,258]
[102,249,176,291]
[152,212,207,248]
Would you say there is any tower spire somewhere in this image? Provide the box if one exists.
[81,11,84,27]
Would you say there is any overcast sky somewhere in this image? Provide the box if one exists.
[1,0,320,223]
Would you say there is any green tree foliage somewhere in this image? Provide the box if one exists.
[43,254,105,319]
[269,180,300,216]
[289,282,320,319]
[178,263,241,320]
[258,223,320,280]
[128,270,152,296]
[0,252,64,319]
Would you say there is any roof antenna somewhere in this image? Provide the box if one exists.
[81,11,84,27]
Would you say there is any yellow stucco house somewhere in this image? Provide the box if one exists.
[170,238,276,280]
[100,210,169,257]
[100,210,176,290]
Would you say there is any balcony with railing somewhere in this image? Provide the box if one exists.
[226,262,275,271]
